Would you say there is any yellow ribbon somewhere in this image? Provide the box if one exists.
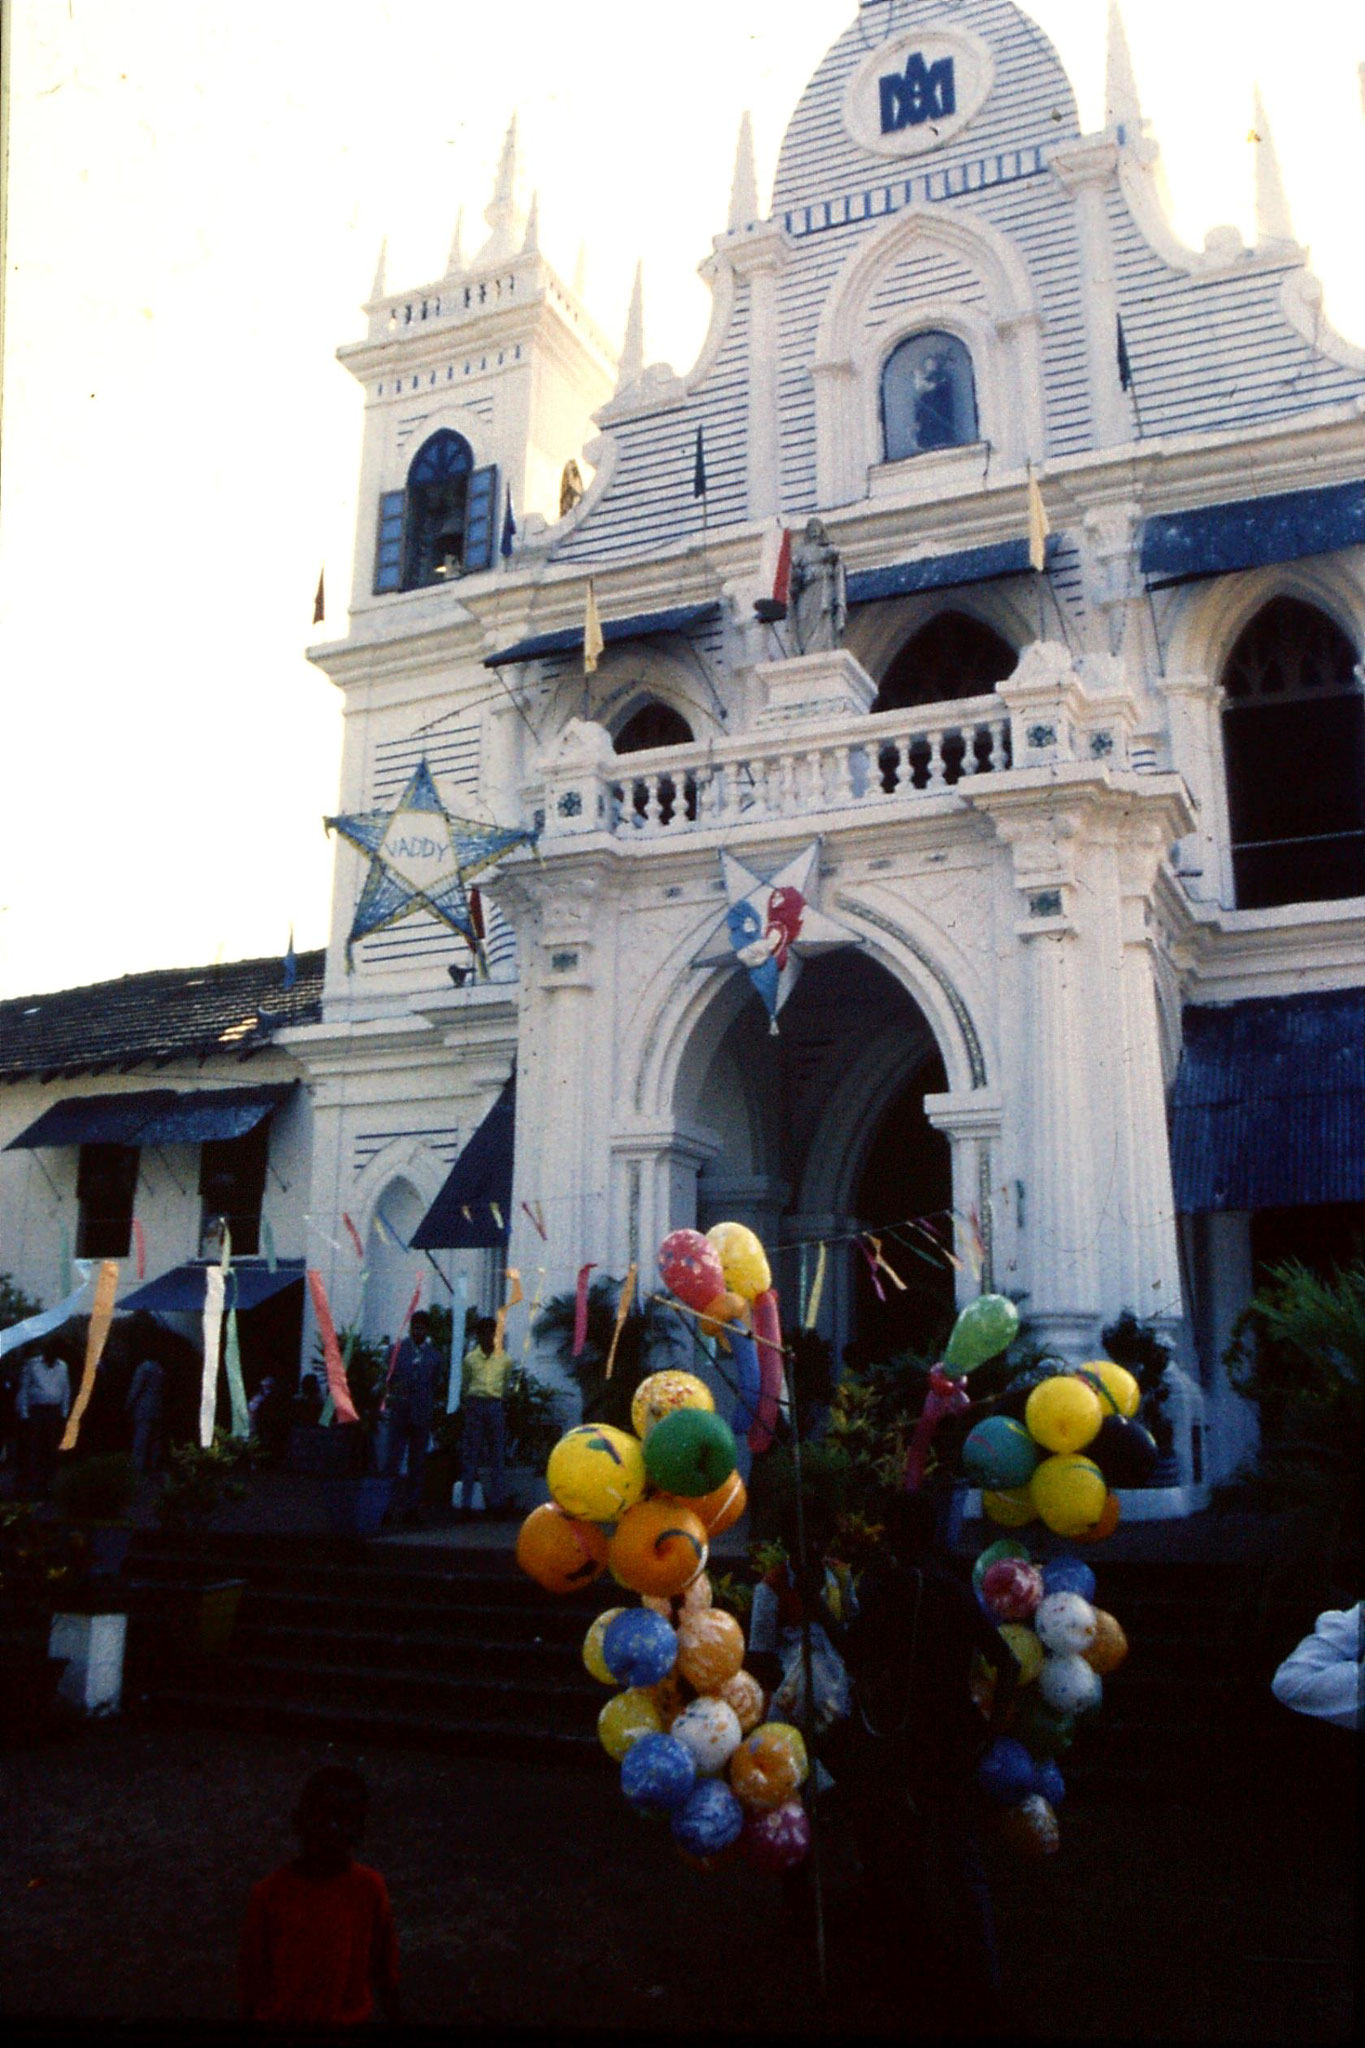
[61,1261,119,1452]
[603,1264,637,1381]
[805,1242,827,1330]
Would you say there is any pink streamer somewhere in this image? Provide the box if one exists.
[306,1269,360,1426]
[904,1363,971,1490]
[132,1219,147,1281]
[572,1263,597,1357]
[860,1240,887,1303]
[383,1276,426,1399]
[748,1288,784,1454]
[342,1212,365,1261]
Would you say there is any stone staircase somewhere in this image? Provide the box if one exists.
[118,1529,1316,1799]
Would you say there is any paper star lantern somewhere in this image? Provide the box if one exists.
[325,759,535,968]
[693,841,857,1032]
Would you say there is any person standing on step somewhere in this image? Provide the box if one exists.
[459,1315,513,1519]
[125,1353,164,1475]
[383,1311,440,1527]
[17,1341,71,1498]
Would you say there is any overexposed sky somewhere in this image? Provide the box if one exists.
[2,0,1362,999]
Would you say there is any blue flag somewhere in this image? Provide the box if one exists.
[693,425,707,499]
[500,491,517,560]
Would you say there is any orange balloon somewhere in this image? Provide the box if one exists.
[1084,1609,1129,1676]
[697,1290,747,1342]
[718,1670,766,1734]
[608,1497,710,1597]
[676,1608,746,1692]
[1077,1491,1121,1543]
[515,1503,609,1594]
[643,1572,713,1623]
[691,1472,747,1538]
[730,1724,807,1810]
[648,1674,688,1729]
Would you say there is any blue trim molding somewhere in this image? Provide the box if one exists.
[1141,481,1365,586]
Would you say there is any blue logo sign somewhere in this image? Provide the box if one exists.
[879,52,956,135]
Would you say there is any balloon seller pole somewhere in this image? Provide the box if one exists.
[785,1334,830,2003]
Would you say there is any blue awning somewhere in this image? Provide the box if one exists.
[118,1258,307,1314]
[847,536,1050,607]
[1171,990,1365,1212]
[5,1084,293,1151]
[1141,480,1365,588]
[484,602,722,669]
[411,1077,515,1249]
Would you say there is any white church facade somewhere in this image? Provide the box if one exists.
[4,2,1362,1496]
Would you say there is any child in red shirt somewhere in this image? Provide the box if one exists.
[239,1766,401,2027]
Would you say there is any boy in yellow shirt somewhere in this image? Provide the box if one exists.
[458,1316,514,1518]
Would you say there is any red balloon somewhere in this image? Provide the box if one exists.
[748,1289,784,1453]
[659,1230,727,1314]
[981,1559,1044,1622]
[742,1798,812,1874]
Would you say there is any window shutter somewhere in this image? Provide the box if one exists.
[462,465,498,573]
[374,489,406,592]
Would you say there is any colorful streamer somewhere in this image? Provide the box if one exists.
[522,1267,547,1360]
[132,1218,147,1281]
[224,1307,250,1440]
[199,1264,226,1448]
[904,1363,972,1491]
[748,1288,785,1454]
[0,1269,93,1359]
[59,1224,74,1303]
[59,1261,119,1452]
[521,1201,548,1242]
[804,1243,827,1331]
[384,1276,426,1396]
[261,1217,278,1273]
[572,1262,597,1357]
[342,1212,366,1261]
[603,1264,637,1381]
[446,1271,469,1412]
[307,1268,360,1426]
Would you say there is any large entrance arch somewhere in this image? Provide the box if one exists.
[679,951,959,1366]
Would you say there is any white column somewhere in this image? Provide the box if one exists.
[923,1092,1006,1300]
[1163,672,1232,907]
[1019,917,1101,1354]
[1051,142,1129,449]
[728,224,791,522]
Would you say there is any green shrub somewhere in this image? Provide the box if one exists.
[54,1452,137,1523]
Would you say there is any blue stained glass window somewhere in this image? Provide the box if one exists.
[881,332,978,462]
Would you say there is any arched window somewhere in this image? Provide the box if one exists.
[1221,598,1365,908]
[881,332,978,463]
[612,699,696,827]
[874,611,1016,713]
[373,431,500,593]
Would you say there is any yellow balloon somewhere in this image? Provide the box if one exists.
[582,1607,626,1685]
[1030,1454,1108,1537]
[705,1222,772,1304]
[983,1485,1036,1528]
[546,1424,647,1522]
[1077,1360,1141,1420]
[999,1623,1045,1685]
[631,1371,715,1441]
[597,1688,663,1760]
[1025,1376,1103,1455]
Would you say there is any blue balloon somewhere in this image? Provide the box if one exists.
[621,1733,697,1813]
[1031,1757,1066,1807]
[976,1737,1037,1806]
[1042,1555,1096,1603]
[602,1608,678,1689]
[729,1326,761,1436]
[671,1779,745,1858]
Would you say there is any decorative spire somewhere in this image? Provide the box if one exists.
[370,236,388,302]
[477,113,523,264]
[1252,89,1296,246]
[445,206,465,278]
[728,109,759,229]
[521,190,540,255]
[1104,2,1143,139]
[616,261,645,392]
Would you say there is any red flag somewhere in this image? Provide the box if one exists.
[307,1269,360,1426]
[313,567,325,626]
[468,885,485,942]
[572,1263,597,1357]
[772,526,792,609]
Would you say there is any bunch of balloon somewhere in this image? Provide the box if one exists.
[517,1337,813,1879]
[962,1359,1153,1541]
[657,1223,785,1453]
[969,1539,1130,1856]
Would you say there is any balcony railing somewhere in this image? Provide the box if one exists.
[600,695,1011,840]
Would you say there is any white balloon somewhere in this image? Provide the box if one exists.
[1034,1591,1098,1656]
[1039,1653,1102,1716]
[670,1697,743,1776]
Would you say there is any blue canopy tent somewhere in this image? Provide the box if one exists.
[117,1259,307,1314]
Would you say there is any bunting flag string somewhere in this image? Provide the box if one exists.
[307,1268,361,1426]
[602,1264,637,1380]
[864,1233,908,1293]
[58,1261,119,1453]
[521,1200,548,1242]
[861,1239,886,1304]
[342,1212,366,1261]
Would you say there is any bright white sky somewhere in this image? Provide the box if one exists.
[2,0,1362,999]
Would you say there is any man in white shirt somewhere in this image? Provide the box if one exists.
[1272,1605,1363,1732]
[17,1343,71,1498]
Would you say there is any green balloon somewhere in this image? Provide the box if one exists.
[642,1407,738,1498]
[972,1537,1032,1591]
[944,1294,1020,1372]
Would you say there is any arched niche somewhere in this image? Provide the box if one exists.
[363,1178,427,1344]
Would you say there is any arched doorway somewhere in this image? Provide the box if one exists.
[683,950,961,1372]
[363,1178,426,1343]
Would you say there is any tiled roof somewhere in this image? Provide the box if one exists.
[0,952,325,1082]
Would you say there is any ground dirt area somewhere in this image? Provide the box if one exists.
[0,1721,1357,2041]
